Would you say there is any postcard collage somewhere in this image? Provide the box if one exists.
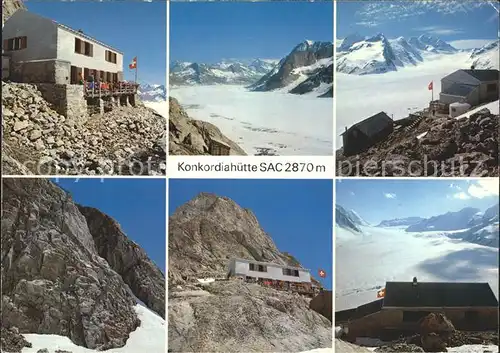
[1,0,499,352]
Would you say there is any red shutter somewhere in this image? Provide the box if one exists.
[21,36,27,49]
[3,39,8,50]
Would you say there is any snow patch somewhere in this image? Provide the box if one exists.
[21,305,165,352]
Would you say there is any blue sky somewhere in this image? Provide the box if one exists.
[170,1,333,63]
[27,1,166,84]
[338,1,499,49]
[52,178,166,273]
[336,179,499,225]
[169,179,333,289]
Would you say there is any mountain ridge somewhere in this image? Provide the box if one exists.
[337,33,497,75]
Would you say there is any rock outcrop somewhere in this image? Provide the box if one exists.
[169,192,302,284]
[78,206,165,318]
[1,178,164,351]
[2,82,166,175]
[169,281,332,353]
[337,108,499,177]
[168,192,331,352]
[169,97,246,156]
[251,41,334,97]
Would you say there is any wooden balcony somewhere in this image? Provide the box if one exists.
[84,82,138,98]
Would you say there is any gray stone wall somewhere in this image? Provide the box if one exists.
[36,83,87,122]
[10,59,71,84]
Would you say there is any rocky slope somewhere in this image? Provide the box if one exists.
[168,192,332,352]
[168,192,300,283]
[337,33,458,75]
[78,206,166,318]
[2,82,166,176]
[2,0,25,25]
[169,96,246,155]
[336,108,499,177]
[170,59,278,86]
[1,178,164,352]
[250,40,334,97]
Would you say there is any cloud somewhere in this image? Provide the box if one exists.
[415,26,464,36]
[384,193,397,199]
[355,21,380,28]
[350,191,355,196]
[449,39,496,49]
[452,192,471,200]
[354,1,493,26]
[467,179,499,199]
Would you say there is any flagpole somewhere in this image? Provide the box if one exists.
[432,81,434,102]
[135,56,138,84]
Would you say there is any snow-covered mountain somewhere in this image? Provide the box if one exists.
[469,40,500,70]
[403,204,499,248]
[169,59,278,86]
[445,204,499,248]
[337,33,460,75]
[406,207,482,232]
[138,83,166,102]
[377,217,425,227]
[335,204,365,233]
[250,40,333,98]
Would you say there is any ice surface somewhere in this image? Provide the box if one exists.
[171,85,333,155]
[20,305,165,352]
[335,226,499,311]
[336,52,475,148]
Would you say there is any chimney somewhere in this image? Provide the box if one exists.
[345,126,347,131]
[412,277,417,286]
[78,29,83,33]
[471,65,475,70]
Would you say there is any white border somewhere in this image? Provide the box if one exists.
[168,156,334,179]
[165,0,170,350]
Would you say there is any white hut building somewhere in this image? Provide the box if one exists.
[227,258,312,284]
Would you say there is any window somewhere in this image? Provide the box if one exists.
[74,37,93,57]
[282,268,300,277]
[402,311,430,322]
[486,83,497,93]
[3,36,27,51]
[105,50,117,64]
[249,263,267,272]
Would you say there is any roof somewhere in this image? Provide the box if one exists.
[461,69,499,82]
[15,10,122,54]
[352,299,384,319]
[383,281,499,308]
[441,83,476,97]
[230,258,310,272]
[341,112,393,137]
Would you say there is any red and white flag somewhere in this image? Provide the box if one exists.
[377,288,386,298]
[428,81,433,90]
[129,57,137,70]
[318,269,327,278]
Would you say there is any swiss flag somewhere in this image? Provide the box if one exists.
[129,57,137,70]
[318,269,327,278]
[428,81,433,90]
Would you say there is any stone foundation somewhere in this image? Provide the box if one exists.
[87,97,104,115]
[11,59,71,84]
[36,83,87,123]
